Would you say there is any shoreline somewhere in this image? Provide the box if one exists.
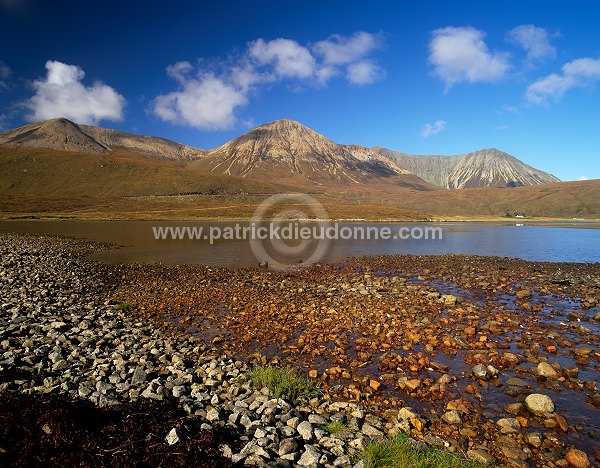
[2,214,600,224]
[1,233,598,466]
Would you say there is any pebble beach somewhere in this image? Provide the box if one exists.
[1,232,598,467]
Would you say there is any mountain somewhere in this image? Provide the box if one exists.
[0,118,111,154]
[0,118,597,220]
[373,147,560,189]
[0,118,205,160]
[0,118,560,191]
[190,119,432,189]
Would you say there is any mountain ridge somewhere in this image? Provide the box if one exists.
[0,117,560,189]
[373,146,560,188]
[190,119,432,189]
[0,118,206,160]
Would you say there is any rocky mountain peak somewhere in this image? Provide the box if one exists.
[0,118,111,154]
[374,146,560,188]
[191,119,425,187]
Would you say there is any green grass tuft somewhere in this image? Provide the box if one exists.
[361,434,484,468]
[244,366,320,401]
[116,302,134,313]
[325,421,349,434]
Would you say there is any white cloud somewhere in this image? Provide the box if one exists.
[419,120,447,137]
[429,26,510,90]
[313,31,384,85]
[526,57,600,105]
[0,61,11,78]
[249,38,316,79]
[346,61,384,85]
[562,57,600,77]
[0,60,11,90]
[153,32,384,130]
[230,64,271,93]
[579,175,589,181]
[153,74,247,131]
[25,60,125,124]
[166,61,194,84]
[313,31,381,65]
[501,104,520,114]
[507,24,556,62]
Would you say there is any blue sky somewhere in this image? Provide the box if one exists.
[1,0,599,181]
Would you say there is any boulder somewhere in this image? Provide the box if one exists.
[525,394,555,417]
[565,447,591,468]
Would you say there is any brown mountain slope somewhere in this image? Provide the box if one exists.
[0,146,597,219]
[0,118,206,160]
[190,119,435,190]
[0,118,596,220]
[391,179,600,218]
[0,119,111,154]
[80,124,206,160]
[0,148,291,198]
[0,148,430,220]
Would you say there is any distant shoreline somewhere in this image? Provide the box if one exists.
[1,215,599,224]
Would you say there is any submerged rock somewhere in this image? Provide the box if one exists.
[565,447,591,468]
[472,364,491,380]
[536,362,559,379]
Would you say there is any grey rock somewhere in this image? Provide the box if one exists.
[278,437,301,456]
[96,381,113,394]
[524,432,542,448]
[502,446,531,461]
[333,455,351,466]
[220,443,234,458]
[165,426,183,445]
[504,402,524,415]
[314,426,329,441]
[467,449,495,466]
[308,414,328,425]
[361,423,384,437]
[297,421,314,441]
[287,416,300,429]
[254,427,267,439]
[231,453,247,463]
[506,377,529,387]
[206,408,222,422]
[472,364,490,380]
[280,452,298,462]
[131,366,147,385]
[525,393,555,417]
[298,445,321,467]
[172,385,187,397]
[442,410,462,425]
[441,294,459,305]
[397,407,419,420]
[496,418,521,434]
[52,359,69,371]
[536,362,559,379]
[48,350,63,363]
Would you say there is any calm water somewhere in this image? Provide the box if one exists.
[0,220,598,266]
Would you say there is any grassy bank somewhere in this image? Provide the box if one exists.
[361,434,484,468]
